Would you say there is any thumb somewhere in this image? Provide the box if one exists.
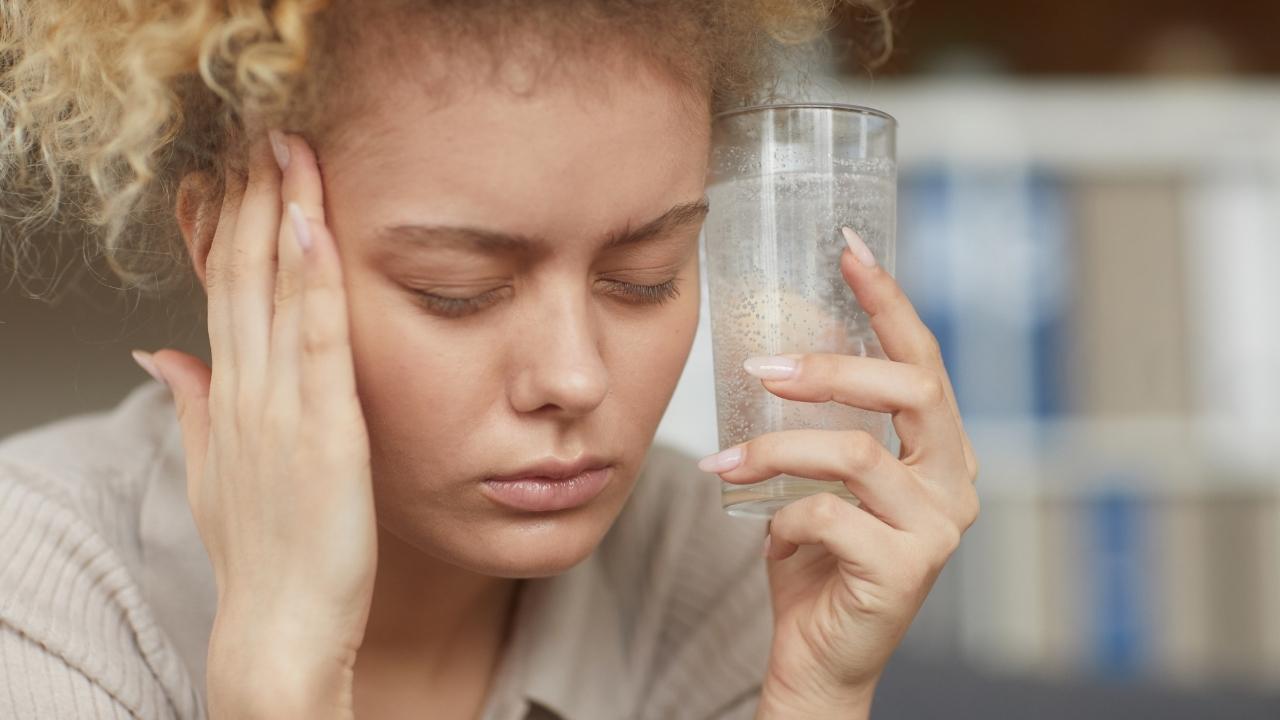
[140,349,212,497]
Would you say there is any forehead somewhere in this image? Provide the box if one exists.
[318,65,712,247]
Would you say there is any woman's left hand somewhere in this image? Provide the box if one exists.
[697,228,980,719]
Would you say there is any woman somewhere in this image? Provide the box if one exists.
[0,0,979,718]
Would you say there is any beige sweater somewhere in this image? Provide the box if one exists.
[0,380,773,719]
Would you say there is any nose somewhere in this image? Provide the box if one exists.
[507,285,609,418]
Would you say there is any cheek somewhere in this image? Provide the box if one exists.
[344,286,499,449]
[609,280,700,417]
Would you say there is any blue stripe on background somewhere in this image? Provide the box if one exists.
[898,167,957,405]
[1028,170,1071,418]
[1091,487,1148,681]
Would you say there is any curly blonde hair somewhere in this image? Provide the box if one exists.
[0,0,891,302]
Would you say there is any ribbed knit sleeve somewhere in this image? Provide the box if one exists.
[0,462,203,719]
[1,626,136,719]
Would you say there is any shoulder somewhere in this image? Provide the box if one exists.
[0,381,202,718]
[0,381,176,552]
[600,441,772,720]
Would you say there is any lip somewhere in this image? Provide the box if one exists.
[482,455,613,512]
[487,454,611,483]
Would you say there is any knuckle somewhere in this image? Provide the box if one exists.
[842,430,881,472]
[301,322,340,356]
[921,329,943,360]
[936,519,963,557]
[274,267,303,306]
[769,494,800,529]
[912,369,947,408]
[808,491,848,528]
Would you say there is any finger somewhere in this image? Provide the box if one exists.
[224,127,283,402]
[294,208,361,427]
[707,428,933,531]
[267,131,326,411]
[744,351,966,480]
[838,228,977,480]
[765,491,897,568]
[148,349,212,500]
[203,159,244,424]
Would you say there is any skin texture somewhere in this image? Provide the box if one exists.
[149,32,978,720]
[321,66,706,582]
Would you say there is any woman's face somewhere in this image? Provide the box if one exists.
[313,65,710,577]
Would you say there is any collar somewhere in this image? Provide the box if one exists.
[487,546,634,720]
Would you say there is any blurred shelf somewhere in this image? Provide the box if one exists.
[824,78,1280,173]
[963,414,1280,497]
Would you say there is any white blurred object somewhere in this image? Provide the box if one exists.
[1184,169,1280,473]
[838,78,1280,173]
[653,235,720,459]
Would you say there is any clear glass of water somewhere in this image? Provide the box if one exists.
[703,102,898,519]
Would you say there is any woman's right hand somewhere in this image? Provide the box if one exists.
[136,127,377,718]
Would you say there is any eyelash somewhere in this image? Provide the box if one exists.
[416,278,682,318]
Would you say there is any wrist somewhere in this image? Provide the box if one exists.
[207,658,354,720]
[756,675,878,720]
[206,607,361,719]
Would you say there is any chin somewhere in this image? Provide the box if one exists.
[376,466,635,577]
[459,509,615,578]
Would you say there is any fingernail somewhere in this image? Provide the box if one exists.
[698,445,744,473]
[841,226,876,268]
[288,202,313,252]
[268,129,290,171]
[762,534,772,559]
[130,349,167,387]
[743,355,797,380]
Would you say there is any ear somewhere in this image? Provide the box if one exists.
[175,170,220,289]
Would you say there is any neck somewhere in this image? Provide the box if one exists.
[351,526,522,717]
[360,524,521,657]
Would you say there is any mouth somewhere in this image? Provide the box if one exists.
[481,455,614,512]
[486,453,611,483]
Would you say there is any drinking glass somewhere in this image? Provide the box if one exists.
[703,102,897,519]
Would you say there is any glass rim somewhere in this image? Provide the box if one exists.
[712,101,897,126]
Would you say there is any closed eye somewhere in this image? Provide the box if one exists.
[414,277,682,318]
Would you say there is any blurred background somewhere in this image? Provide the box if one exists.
[3,0,1279,717]
[668,0,1280,716]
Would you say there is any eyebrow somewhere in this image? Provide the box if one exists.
[375,197,710,254]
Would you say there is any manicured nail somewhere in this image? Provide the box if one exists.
[268,129,290,171]
[841,226,876,268]
[698,445,744,473]
[288,202,312,252]
[743,355,797,380]
[762,534,773,559]
[130,349,167,387]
